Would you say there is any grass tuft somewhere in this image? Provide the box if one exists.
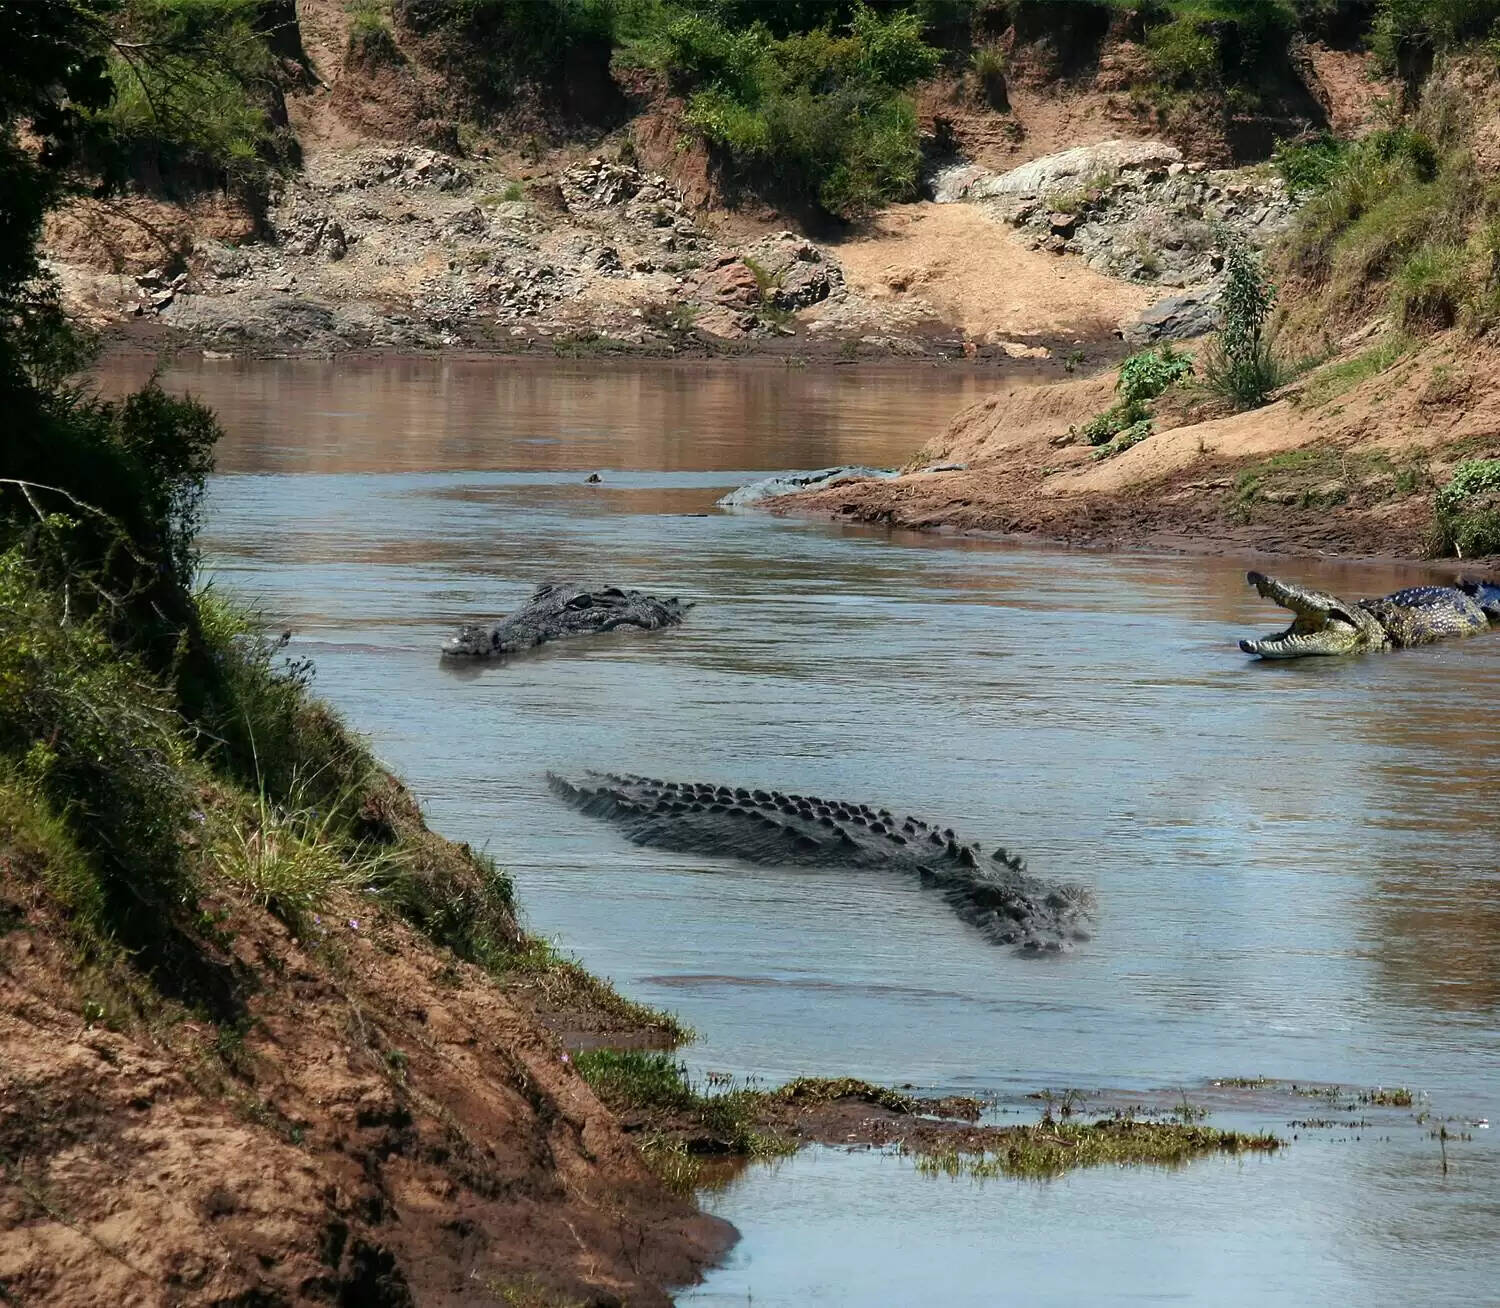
[912,1116,1281,1180]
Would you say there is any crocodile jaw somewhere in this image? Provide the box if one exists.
[441,624,498,658]
[1238,571,1385,659]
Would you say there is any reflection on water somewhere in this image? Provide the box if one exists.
[104,353,1500,1306]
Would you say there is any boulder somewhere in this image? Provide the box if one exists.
[696,260,761,308]
[1122,291,1219,344]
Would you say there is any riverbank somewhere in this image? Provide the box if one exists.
[776,332,1500,569]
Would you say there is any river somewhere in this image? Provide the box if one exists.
[102,353,1499,1306]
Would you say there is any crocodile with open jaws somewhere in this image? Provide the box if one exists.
[547,771,1094,953]
[442,582,690,659]
[1239,571,1500,659]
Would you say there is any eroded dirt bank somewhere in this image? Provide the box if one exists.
[779,334,1500,569]
[0,775,730,1307]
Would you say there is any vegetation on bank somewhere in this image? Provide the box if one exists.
[1432,458,1500,557]
[0,2,683,1046]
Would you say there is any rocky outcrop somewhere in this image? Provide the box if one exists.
[57,144,860,354]
[927,140,1297,343]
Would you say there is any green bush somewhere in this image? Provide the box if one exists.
[1117,343,1195,407]
[1431,457,1500,557]
[1272,132,1349,193]
[645,3,939,218]
[1434,457,1500,514]
[92,0,291,194]
[1076,345,1193,446]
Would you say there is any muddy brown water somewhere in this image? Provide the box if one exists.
[102,354,1499,1306]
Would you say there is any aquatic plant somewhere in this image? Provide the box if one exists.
[910,1116,1281,1180]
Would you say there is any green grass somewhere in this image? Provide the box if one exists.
[572,1049,794,1190]
[912,1117,1281,1180]
[1295,335,1411,406]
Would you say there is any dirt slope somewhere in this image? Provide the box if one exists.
[0,814,730,1307]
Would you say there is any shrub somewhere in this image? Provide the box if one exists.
[1075,345,1193,447]
[3,381,220,671]
[1117,343,1195,407]
[1092,418,1155,461]
[653,4,939,218]
[1202,239,1284,409]
[1430,457,1500,557]
[0,552,194,940]
[1272,132,1348,193]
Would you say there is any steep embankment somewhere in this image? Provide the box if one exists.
[1,824,730,1305]
[786,53,1500,567]
[45,0,1379,359]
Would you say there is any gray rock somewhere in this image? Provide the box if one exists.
[1122,291,1219,344]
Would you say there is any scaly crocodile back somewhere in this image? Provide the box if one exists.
[547,771,1093,953]
[1359,586,1489,648]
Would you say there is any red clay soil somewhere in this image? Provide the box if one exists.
[0,863,730,1306]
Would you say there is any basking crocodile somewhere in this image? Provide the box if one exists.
[1239,571,1500,659]
[548,771,1094,953]
[442,583,690,659]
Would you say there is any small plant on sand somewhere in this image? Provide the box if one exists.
[1092,418,1154,460]
[1072,344,1192,447]
[1202,238,1284,409]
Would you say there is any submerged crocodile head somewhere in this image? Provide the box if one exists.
[1238,571,1388,659]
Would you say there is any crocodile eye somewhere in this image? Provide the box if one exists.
[564,593,596,610]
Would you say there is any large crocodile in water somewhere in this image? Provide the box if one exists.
[547,771,1094,953]
[1239,572,1500,659]
[442,583,690,659]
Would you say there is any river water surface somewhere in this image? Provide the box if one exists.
[104,354,1499,1306]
